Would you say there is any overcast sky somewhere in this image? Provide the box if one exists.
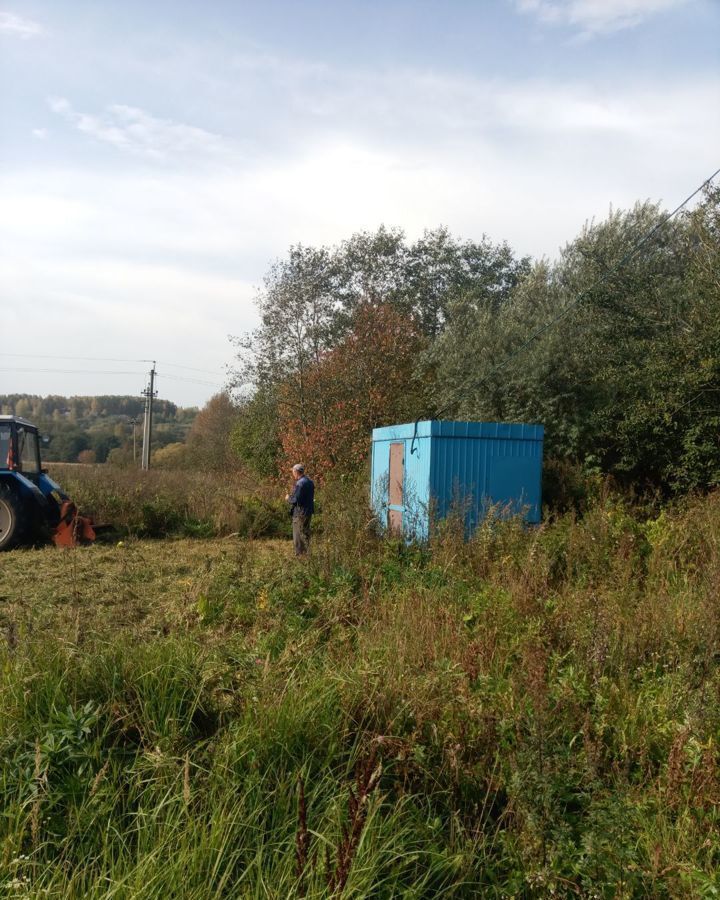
[1,0,718,407]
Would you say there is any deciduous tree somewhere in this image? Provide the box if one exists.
[277,303,427,479]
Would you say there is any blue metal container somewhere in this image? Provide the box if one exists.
[370,420,544,539]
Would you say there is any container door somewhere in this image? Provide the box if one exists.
[388,442,404,534]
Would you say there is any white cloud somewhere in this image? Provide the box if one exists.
[31,128,47,140]
[11,74,720,264]
[231,48,329,80]
[514,0,689,35]
[0,11,42,38]
[5,74,719,274]
[48,97,227,161]
[3,64,718,404]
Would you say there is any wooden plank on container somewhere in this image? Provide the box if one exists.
[389,442,404,506]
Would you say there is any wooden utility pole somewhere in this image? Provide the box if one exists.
[141,363,157,471]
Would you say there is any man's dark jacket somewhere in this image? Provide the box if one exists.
[289,475,314,518]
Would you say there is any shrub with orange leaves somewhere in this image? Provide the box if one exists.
[277,303,427,480]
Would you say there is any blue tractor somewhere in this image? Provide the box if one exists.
[0,416,97,551]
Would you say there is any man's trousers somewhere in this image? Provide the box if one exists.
[292,513,311,556]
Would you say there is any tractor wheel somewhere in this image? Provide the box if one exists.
[0,483,29,551]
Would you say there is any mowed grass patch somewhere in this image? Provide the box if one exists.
[0,537,292,645]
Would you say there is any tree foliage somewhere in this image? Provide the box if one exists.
[230,388,281,479]
[429,191,720,492]
[185,393,241,472]
[276,303,427,478]
[235,192,720,494]
[231,226,527,479]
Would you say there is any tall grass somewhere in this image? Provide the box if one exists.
[48,464,291,539]
[2,486,720,896]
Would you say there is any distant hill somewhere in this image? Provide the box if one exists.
[0,394,198,463]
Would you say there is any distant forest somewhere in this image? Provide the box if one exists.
[0,394,197,463]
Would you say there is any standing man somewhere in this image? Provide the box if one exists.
[286,464,314,556]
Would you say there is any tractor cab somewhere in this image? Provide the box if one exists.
[0,416,42,479]
[0,416,98,551]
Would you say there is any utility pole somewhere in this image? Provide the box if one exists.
[141,363,157,471]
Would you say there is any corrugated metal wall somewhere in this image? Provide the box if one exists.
[371,420,544,538]
[430,433,543,528]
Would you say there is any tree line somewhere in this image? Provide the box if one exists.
[0,394,196,463]
[229,187,720,495]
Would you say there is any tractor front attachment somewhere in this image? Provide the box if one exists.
[51,499,98,548]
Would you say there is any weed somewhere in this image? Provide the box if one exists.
[0,485,719,895]
[326,747,383,895]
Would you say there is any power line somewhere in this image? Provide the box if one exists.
[0,366,224,389]
[0,353,226,376]
[155,360,226,376]
[0,354,227,391]
[0,353,152,364]
[0,367,146,375]
[158,373,225,388]
[472,165,720,380]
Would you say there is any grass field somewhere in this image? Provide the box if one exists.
[46,464,291,540]
[1,488,720,897]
